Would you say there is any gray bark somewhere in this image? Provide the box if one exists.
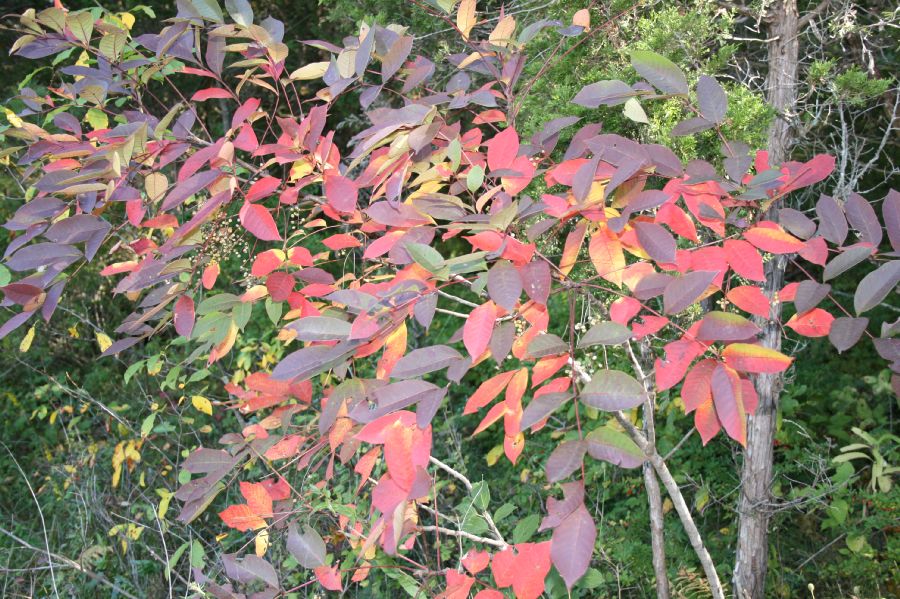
[734,1,799,597]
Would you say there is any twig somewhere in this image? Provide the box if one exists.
[1,442,59,599]
[0,526,141,599]
[429,456,507,549]
[416,526,507,549]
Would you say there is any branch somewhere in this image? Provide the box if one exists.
[798,0,832,28]
[570,359,724,599]
[429,456,508,549]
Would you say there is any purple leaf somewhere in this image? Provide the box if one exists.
[854,261,900,315]
[520,392,573,431]
[287,522,326,569]
[697,75,727,123]
[577,321,631,348]
[571,80,635,107]
[546,440,586,482]
[815,195,848,245]
[585,427,644,468]
[487,260,522,310]
[634,221,676,263]
[520,260,551,304]
[663,270,718,314]
[845,193,883,247]
[794,280,831,314]
[580,370,646,411]
[697,311,761,341]
[551,503,596,589]
[630,50,688,95]
[392,345,463,378]
[828,317,869,353]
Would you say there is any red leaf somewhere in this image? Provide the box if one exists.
[266,272,294,301]
[245,176,281,202]
[694,397,720,445]
[486,127,519,172]
[251,249,284,277]
[174,295,195,337]
[314,564,343,591]
[682,359,716,413]
[438,570,475,599]
[240,202,282,241]
[384,421,415,491]
[798,236,828,266]
[202,262,219,290]
[323,233,361,250]
[464,301,497,359]
[724,239,765,282]
[191,87,232,101]
[324,173,358,213]
[786,308,834,337]
[462,549,491,574]
[711,364,746,445]
[474,591,505,599]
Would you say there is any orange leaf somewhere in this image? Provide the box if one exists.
[561,221,587,276]
[219,504,267,531]
[743,222,804,254]
[240,482,273,518]
[589,224,625,285]
[464,370,516,414]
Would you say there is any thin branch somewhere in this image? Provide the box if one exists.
[0,526,142,599]
[416,526,507,549]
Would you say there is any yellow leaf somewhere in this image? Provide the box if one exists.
[456,0,477,40]
[144,172,168,202]
[85,108,108,131]
[3,107,24,128]
[255,529,269,557]
[485,444,504,466]
[489,14,515,47]
[95,331,113,352]
[68,325,79,338]
[118,12,136,30]
[289,61,330,81]
[192,395,213,416]
[19,325,35,353]
[157,489,173,520]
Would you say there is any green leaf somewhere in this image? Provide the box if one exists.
[141,413,156,437]
[467,165,485,193]
[470,481,490,511]
[623,97,648,124]
[265,298,282,324]
[494,502,516,522]
[85,108,108,131]
[512,513,540,543]
[166,542,189,579]
[630,49,688,95]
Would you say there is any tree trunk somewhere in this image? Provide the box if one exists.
[733,1,799,597]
